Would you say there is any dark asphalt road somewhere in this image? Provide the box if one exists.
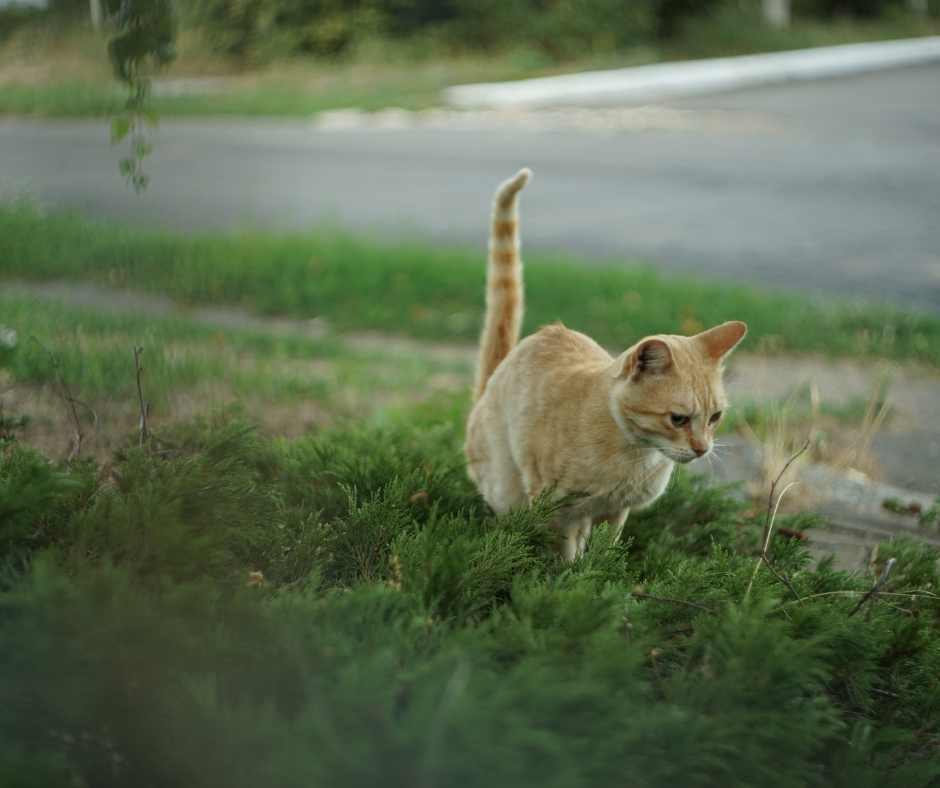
[2,63,939,311]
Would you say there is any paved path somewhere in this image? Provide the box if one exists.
[2,64,939,311]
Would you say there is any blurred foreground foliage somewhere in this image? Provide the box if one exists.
[1,405,939,787]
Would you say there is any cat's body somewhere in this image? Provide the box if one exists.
[465,169,746,560]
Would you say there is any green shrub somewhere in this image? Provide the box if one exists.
[654,0,723,37]
[187,0,385,58]
[183,0,658,61]
[792,0,906,18]
[439,0,656,61]
[1,410,939,786]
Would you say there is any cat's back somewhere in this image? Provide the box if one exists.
[513,322,611,372]
[485,323,612,401]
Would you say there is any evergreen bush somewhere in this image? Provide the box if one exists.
[1,409,938,786]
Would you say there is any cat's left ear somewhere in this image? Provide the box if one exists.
[620,338,673,378]
[693,321,748,361]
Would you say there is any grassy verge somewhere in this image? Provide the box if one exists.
[1,16,938,118]
[2,202,939,367]
[2,398,939,785]
[0,284,900,487]
[0,291,471,459]
[0,55,537,118]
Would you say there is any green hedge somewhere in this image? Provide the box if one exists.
[1,410,939,786]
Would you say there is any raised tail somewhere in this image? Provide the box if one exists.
[473,167,531,402]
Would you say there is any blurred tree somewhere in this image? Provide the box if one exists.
[792,0,906,16]
[107,0,177,192]
[654,0,722,37]
[187,0,658,61]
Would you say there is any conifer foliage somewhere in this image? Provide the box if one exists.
[0,412,938,787]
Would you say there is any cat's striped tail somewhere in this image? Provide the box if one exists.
[474,167,531,402]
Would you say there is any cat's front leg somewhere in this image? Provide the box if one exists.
[593,508,630,546]
[558,516,592,562]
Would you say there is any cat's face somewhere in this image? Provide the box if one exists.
[610,322,747,463]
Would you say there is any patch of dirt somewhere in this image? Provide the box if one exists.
[0,377,338,462]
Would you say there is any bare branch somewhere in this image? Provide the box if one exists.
[71,397,99,433]
[133,345,150,447]
[762,441,810,548]
[29,337,85,463]
[849,557,897,618]
[775,588,939,613]
[744,439,811,600]
[761,554,801,603]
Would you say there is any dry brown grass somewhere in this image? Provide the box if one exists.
[739,379,893,510]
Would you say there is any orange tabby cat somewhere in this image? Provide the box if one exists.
[465,168,747,561]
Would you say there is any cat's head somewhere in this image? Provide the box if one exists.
[609,321,747,464]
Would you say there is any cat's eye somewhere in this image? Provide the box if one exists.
[669,413,690,428]
[709,411,723,425]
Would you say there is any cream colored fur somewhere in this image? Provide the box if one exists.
[465,168,747,561]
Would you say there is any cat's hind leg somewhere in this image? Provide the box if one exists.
[466,416,526,514]
[471,446,526,514]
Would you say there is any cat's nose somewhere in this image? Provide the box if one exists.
[691,443,708,457]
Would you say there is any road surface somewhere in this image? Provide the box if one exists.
[2,63,938,311]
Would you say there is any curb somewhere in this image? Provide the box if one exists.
[446,36,940,109]
[705,439,939,571]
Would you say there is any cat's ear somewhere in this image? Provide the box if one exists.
[693,321,747,361]
[622,338,672,377]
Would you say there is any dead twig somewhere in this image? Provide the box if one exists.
[849,558,897,618]
[775,589,940,612]
[761,554,801,603]
[133,345,150,447]
[744,438,811,601]
[29,337,97,463]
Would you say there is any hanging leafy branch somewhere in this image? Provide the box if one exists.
[107,0,177,193]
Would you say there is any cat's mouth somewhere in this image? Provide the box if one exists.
[661,449,702,464]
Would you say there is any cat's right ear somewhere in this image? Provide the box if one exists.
[621,338,672,378]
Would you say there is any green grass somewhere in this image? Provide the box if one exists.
[2,202,940,367]
[0,73,454,118]
[1,405,939,786]
[0,291,472,441]
[1,287,888,465]
[1,15,938,118]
